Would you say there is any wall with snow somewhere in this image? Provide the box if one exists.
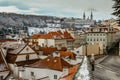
[22,67,64,80]
[47,39,55,47]
[38,39,47,47]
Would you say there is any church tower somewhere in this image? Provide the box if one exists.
[83,12,86,20]
[90,11,93,20]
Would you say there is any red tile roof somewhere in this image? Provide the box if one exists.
[29,56,73,71]
[60,64,80,80]
[32,30,74,40]
[60,52,76,60]
[40,47,58,55]
[32,46,67,55]
[63,31,74,40]
[32,34,52,39]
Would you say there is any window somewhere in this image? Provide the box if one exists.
[87,38,89,41]
[31,72,34,76]
[26,54,29,61]
[90,39,92,41]
[54,75,57,79]
[42,43,44,47]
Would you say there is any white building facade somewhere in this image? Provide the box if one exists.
[85,26,116,53]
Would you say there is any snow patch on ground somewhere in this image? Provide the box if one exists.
[75,56,90,80]
[28,27,61,36]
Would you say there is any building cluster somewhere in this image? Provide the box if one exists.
[31,30,74,50]
[0,12,96,39]
[0,36,83,80]
[0,21,120,80]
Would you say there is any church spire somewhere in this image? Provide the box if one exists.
[83,12,86,20]
[90,11,93,20]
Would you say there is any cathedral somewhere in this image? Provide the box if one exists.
[62,11,95,28]
[83,11,93,20]
[74,11,95,26]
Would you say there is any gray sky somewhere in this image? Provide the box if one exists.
[0,0,116,20]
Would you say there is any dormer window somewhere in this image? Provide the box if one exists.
[93,28,98,32]
[54,60,57,63]
[47,59,50,61]
[105,30,108,33]
[102,29,104,32]
[100,28,101,32]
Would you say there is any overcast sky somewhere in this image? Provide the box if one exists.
[0,0,116,20]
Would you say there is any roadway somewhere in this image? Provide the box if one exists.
[92,55,120,80]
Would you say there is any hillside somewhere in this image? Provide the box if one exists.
[0,12,61,28]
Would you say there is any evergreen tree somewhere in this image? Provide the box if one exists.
[112,0,120,25]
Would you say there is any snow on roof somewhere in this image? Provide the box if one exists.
[82,25,90,28]
[28,27,62,36]
[29,56,72,71]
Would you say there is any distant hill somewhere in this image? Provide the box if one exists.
[0,12,62,38]
[0,12,88,39]
[0,12,61,28]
